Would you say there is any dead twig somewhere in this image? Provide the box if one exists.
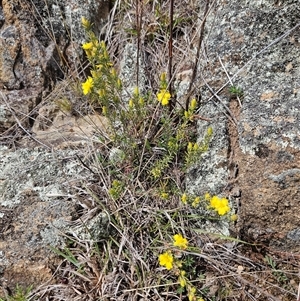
[192,114,212,122]
[218,56,242,107]
[200,74,238,126]
[168,0,174,108]
[185,0,211,110]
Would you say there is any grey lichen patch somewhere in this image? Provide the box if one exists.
[0,146,89,208]
[268,168,300,184]
[40,217,70,248]
[238,58,300,152]
[0,145,94,249]
[0,145,98,274]
[287,228,300,242]
[0,250,8,273]
[203,0,300,153]
[174,69,193,106]
[109,148,126,164]
[119,43,147,100]
[186,101,229,196]
[0,105,6,121]
[72,212,111,241]
[30,0,108,47]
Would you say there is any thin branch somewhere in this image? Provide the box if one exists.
[185,0,211,110]
[201,74,238,126]
[168,0,174,108]
[136,0,142,88]
[218,56,242,107]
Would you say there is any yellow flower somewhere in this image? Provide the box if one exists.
[81,16,90,28]
[218,198,230,213]
[184,110,190,119]
[160,72,167,83]
[157,89,171,106]
[117,78,122,89]
[110,68,117,77]
[192,196,200,208]
[93,40,99,47]
[168,140,176,150]
[91,47,98,57]
[193,143,199,151]
[209,196,230,216]
[207,126,213,136]
[230,214,238,222]
[210,196,219,208]
[82,42,93,50]
[188,286,197,301]
[98,89,106,98]
[159,251,173,270]
[187,142,193,152]
[173,234,188,250]
[181,193,187,204]
[190,98,197,110]
[100,40,106,50]
[103,49,109,60]
[178,270,186,287]
[217,205,230,215]
[133,86,139,96]
[91,70,100,79]
[160,192,169,200]
[204,192,211,201]
[139,97,144,106]
[82,76,94,95]
[151,167,161,179]
[129,99,134,108]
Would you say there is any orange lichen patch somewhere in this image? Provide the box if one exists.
[285,62,293,72]
[253,126,263,137]
[243,122,252,132]
[260,91,278,101]
[4,261,53,292]
[272,116,296,123]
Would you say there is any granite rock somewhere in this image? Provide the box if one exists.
[187,0,300,251]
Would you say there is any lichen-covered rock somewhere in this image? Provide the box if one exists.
[189,0,300,251]
[0,88,43,133]
[0,146,96,291]
[119,43,148,99]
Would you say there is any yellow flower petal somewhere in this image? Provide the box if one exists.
[181,193,187,204]
[179,271,187,287]
[129,99,134,108]
[173,234,188,250]
[204,193,211,201]
[133,86,139,96]
[157,89,171,106]
[209,196,230,215]
[230,214,238,222]
[188,286,197,301]
[190,98,197,110]
[82,42,93,50]
[82,76,94,95]
[159,251,173,270]
[81,16,90,28]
